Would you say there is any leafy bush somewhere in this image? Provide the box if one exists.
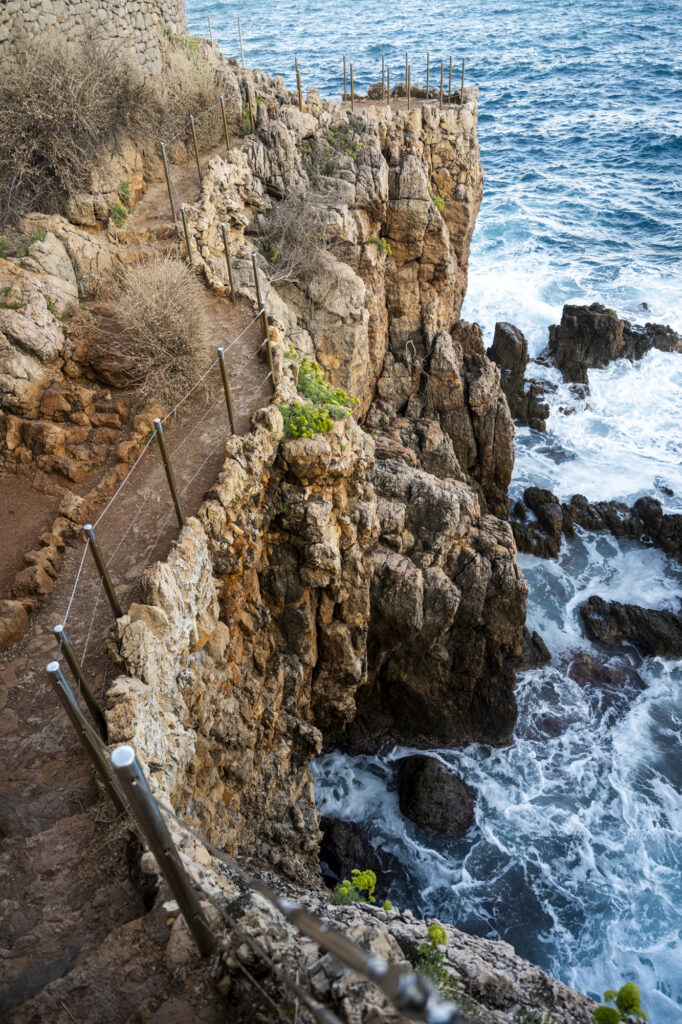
[592,982,647,1023]
[280,356,357,439]
[92,254,209,405]
[369,235,391,256]
[118,180,132,206]
[428,187,445,213]
[109,202,128,228]
[329,868,377,905]
[416,924,459,1000]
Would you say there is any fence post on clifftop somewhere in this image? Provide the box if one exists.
[382,54,385,97]
[440,60,444,109]
[295,57,303,111]
[53,624,108,741]
[189,114,202,184]
[153,418,185,529]
[387,67,390,107]
[407,64,411,110]
[426,52,430,96]
[111,745,217,957]
[350,63,354,112]
[220,223,235,302]
[238,16,245,67]
[220,96,230,155]
[448,56,453,105]
[180,204,193,263]
[343,55,347,100]
[461,57,465,103]
[83,524,122,620]
[251,254,276,393]
[46,662,126,813]
[217,347,237,434]
[161,143,177,223]
[207,15,214,48]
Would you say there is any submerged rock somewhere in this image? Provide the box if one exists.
[579,596,682,658]
[547,302,682,384]
[396,755,475,838]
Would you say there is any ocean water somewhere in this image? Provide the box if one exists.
[185,1,682,1018]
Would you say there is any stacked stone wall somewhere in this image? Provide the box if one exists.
[0,0,188,76]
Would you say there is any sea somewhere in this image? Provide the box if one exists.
[185,2,682,1018]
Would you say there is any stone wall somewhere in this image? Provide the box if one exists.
[0,0,188,76]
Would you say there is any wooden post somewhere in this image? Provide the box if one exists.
[295,57,303,111]
[160,142,176,222]
[207,15,214,47]
[343,55,347,100]
[448,56,452,105]
[238,16,245,67]
[386,67,390,108]
[439,61,444,109]
[180,204,192,263]
[426,52,430,96]
[461,57,465,104]
[350,63,354,112]
[220,96,230,154]
[407,65,411,110]
[220,223,235,302]
[217,347,236,434]
[190,114,202,184]
[251,254,275,393]
[83,525,122,620]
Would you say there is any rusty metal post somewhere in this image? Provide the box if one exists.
[190,114,202,184]
[46,661,125,813]
[111,745,216,957]
[238,16,245,67]
[83,524,122,620]
[405,50,408,94]
[160,142,177,223]
[207,14,214,47]
[251,254,275,392]
[440,61,444,109]
[407,64,411,110]
[295,57,303,110]
[220,95,230,154]
[217,348,236,434]
[220,223,235,302]
[387,67,390,107]
[180,204,193,263]
[382,54,385,98]
[426,52,430,96]
[448,56,453,105]
[350,63,354,112]
[153,418,184,529]
[343,55,347,100]
[461,57,465,103]
[53,624,108,741]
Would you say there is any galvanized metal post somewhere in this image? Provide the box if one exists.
[53,624,108,740]
[220,95,230,155]
[180,204,193,263]
[217,347,236,434]
[448,56,453,105]
[426,52,430,96]
[207,14,214,47]
[153,418,185,529]
[440,61,444,109]
[190,114,202,184]
[220,223,235,302]
[295,57,303,111]
[238,16,245,67]
[461,57,465,103]
[251,254,275,392]
[83,524,122,620]
[111,745,216,957]
[343,55,347,100]
[350,63,354,112]
[46,661,125,813]
[160,142,177,223]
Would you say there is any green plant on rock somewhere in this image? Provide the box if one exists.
[118,180,131,206]
[0,237,6,259]
[45,295,56,315]
[280,357,357,439]
[17,229,46,257]
[428,186,445,213]
[109,202,128,228]
[592,982,647,1023]
[369,235,391,256]
[416,924,459,1000]
[240,104,252,137]
[329,868,377,906]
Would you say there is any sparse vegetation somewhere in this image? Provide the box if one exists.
[369,235,391,256]
[17,230,46,257]
[592,982,647,1023]
[92,254,209,405]
[329,869,377,905]
[428,187,445,213]
[109,202,128,229]
[259,191,340,284]
[239,104,252,137]
[118,180,131,207]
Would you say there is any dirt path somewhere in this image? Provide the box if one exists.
[0,145,274,1020]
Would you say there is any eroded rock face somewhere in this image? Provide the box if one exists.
[547,302,682,384]
[396,755,475,838]
[579,596,682,658]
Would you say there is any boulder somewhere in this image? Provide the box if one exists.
[518,627,551,669]
[579,596,682,658]
[0,600,29,652]
[396,755,475,838]
[319,818,399,898]
[486,322,549,431]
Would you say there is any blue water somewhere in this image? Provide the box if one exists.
[186,1,682,1018]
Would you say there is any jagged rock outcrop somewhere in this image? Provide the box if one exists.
[547,302,682,384]
[579,596,682,658]
[396,755,475,838]
[486,321,549,431]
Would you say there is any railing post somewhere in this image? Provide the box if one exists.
[207,14,214,47]
[111,745,217,957]
[220,95,230,155]
[251,253,275,393]
[426,51,430,96]
[461,57,466,104]
[217,348,236,434]
[46,661,125,813]
[350,63,354,113]
[190,114,202,184]
[220,223,235,302]
[153,419,185,529]
[160,142,177,223]
[295,57,303,111]
[53,624,108,741]
[343,55,347,101]
[382,53,385,98]
[180,204,193,263]
[440,61,444,109]
[386,67,390,108]
[238,16,245,67]
[407,64,411,110]
[83,524,122,619]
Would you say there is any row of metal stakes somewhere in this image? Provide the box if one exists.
[343,52,466,112]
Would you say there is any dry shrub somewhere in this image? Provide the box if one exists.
[260,191,343,284]
[0,31,232,224]
[91,256,210,406]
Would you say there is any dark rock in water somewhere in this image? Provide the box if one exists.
[319,818,399,897]
[511,486,564,559]
[546,302,682,384]
[568,650,646,691]
[535,714,565,737]
[396,755,475,838]
[486,322,550,431]
[518,627,552,669]
[579,596,682,658]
